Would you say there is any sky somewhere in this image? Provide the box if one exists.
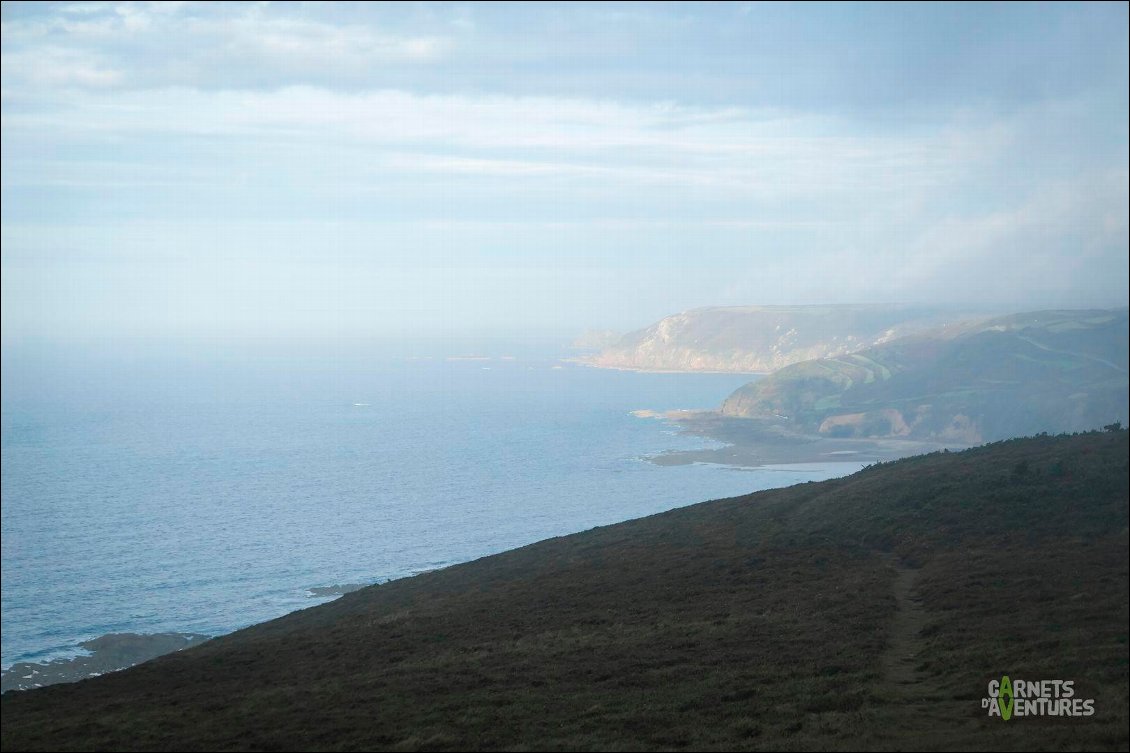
[1,1,1127,343]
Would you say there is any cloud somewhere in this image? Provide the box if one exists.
[0,2,451,92]
[190,12,450,70]
[893,169,1130,304]
[0,85,969,207]
[0,2,1125,340]
[0,46,122,88]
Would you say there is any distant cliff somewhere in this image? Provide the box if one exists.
[580,305,964,373]
[720,309,1130,444]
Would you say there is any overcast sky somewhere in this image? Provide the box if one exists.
[2,1,1127,342]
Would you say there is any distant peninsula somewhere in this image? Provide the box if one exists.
[598,306,1129,468]
[719,309,1129,444]
[577,304,971,373]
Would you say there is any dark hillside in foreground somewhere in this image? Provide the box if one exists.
[2,431,1128,751]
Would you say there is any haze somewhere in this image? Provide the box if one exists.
[2,1,1127,343]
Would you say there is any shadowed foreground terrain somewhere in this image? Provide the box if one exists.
[2,431,1128,751]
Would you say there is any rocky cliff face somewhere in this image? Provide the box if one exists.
[582,305,960,373]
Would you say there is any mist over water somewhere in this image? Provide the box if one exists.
[1,339,863,668]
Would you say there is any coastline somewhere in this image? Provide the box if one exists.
[0,633,209,694]
[5,431,1124,750]
[636,409,965,468]
[2,369,942,694]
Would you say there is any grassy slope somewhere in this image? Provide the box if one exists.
[2,431,1128,751]
[721,310,1129,443]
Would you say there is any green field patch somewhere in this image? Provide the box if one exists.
[813,395,842,411]
[848,353,892,381]
[1012,352,1084,370]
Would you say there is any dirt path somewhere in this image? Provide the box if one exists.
[1017,334,1127,373]
[881,558,929,692]
[874,557,983,746]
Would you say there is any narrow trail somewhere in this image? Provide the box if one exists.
[1017,334,1127,373]
[874,556,977,745]
[881,560,929,692]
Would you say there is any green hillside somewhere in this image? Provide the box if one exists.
[721,309,1129,444]
[2,429,1127,751]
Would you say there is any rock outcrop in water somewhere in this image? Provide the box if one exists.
[1,633,209,693]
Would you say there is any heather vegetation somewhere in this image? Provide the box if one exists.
[3,429,1126,751]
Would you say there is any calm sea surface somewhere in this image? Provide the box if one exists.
[1,341,863,668]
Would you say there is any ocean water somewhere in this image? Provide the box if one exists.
[1,340,863,668]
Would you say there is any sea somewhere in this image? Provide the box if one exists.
[0,339,864,669]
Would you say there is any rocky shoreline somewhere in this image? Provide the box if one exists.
[1,633,210,694]
[638,409,961,468]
